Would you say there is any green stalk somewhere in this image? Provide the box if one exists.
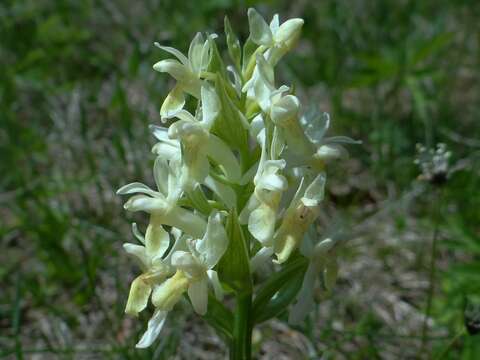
[231,292,253,360]
[434,328,466,360]
[421,188,443,354]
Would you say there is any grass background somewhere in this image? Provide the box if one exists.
[1,0,479,358]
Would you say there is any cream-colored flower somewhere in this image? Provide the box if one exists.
[134,212,227,348]
[123,222,172,316]
[164,211,228,315]
[117,157,206,238]
[240,137,287,246]
[273,172,326,263]
[124,223,187,348]
[247,8,303,64]
[153,33,216,118]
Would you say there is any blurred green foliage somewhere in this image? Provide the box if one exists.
[1,0,479,358]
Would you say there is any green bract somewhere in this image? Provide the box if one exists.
[116,8,357,353]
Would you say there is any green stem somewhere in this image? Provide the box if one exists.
[433,328,466,360]
[421,188,443,354]
[231,293,253,360]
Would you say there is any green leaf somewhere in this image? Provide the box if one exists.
[247,8,272,46]
[204,294,234,340]
[186,185,212,216]
[254,271,305,323]
[212,76,249,153]
[411,32,453,66]
[224,16,241,71]
[207,35,228,80]
[252,255,308,322]
[217,209,252,294]
[242,37,258,78]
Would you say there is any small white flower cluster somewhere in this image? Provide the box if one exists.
[117,9,357,348]
[414,143,451,184]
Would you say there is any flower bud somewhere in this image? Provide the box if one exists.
[270,94,300,125]
[274,18,304,50]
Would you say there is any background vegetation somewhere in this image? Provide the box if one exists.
[1,0,479,358]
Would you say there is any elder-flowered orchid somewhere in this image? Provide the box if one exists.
[243,55,314,160]
[273,172,326,263]
[150,125,238,209]
[134,212,227,348]
[165,84,242,189]
[149,86,240,208]
[247,8,304,66]
[301,110,361,167]
[117,157,206,238]
[169,211,228,314]
[124,223,172,317]
[239,136,287,246]
[125,225,188,348]
[117,9,357,353]
[154,33,216,118]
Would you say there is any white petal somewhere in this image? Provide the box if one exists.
[188,32,205,74]
[124,194,167,213]
[153,157,169,196]
[324,136,362,145]
[125,275,152,316]
[135,310,168,348]
[289,177,306,209]
[188,277,208,315]
[271,95,300,125]
[256,54,275,90]
[302,111,330,145]
[250,114,265,141]
[145,220,170,258]
[207,269,224,301]
[274,18,304,46]
[200,84,220,129]
[315,144,348,161]
[200,35,214,71]
[248,205,276,246]
[171,250,202,278]
[271,125,285,160]
[154,42,189,65]
[150,124,170,141]
[256,173,287,192]
[164,233,189,264]
[152,142,181,161]
[160,85,185,119]
[131,223,145,244]
[269,14,280,34]
[248,8,273,46]
[207,135,241,182]
[167,206,207,239]
[153,59,191,83]
[301,172,326,207]
[123,243,149,270]
[170,109,197,124]
[227,65,242,95]
[117,182,157,196]
[195,211,228,269]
